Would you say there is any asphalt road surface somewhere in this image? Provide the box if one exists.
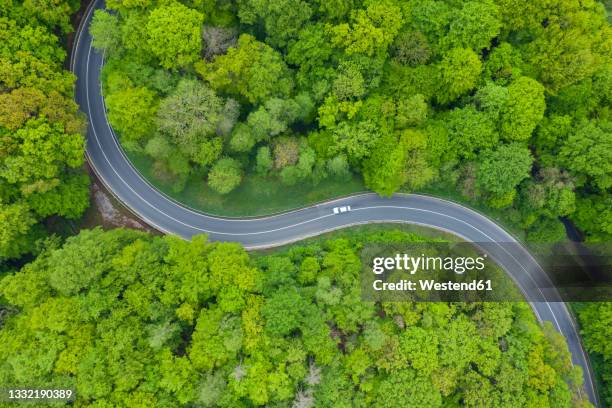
[71,0,598,404]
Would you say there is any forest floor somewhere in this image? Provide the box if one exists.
[45,175,158,248]
[77,166,159,234]
[79,181,153,232]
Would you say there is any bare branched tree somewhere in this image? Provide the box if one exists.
[202,26,238,60]
[305,362,321,387]
[232,360,247,381]
[292,389,314,408]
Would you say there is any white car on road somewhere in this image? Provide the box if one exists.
[333,206,351,214]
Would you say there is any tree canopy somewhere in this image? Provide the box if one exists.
[0,227,589,407]
[90,0,612,242]
[146,2,204,69]
[577,302,612,406]
[0,0,89,262]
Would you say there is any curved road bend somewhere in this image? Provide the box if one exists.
[71,0,597,404]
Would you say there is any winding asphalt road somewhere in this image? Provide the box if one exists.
[71,0,598,404]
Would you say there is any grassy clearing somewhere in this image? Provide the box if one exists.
[127,150,366,217]
[126,150,531,242]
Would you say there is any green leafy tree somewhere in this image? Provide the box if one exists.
[526,218,567,243]
[519,167,576,222]
[255,146,273,175]
[207,158,242,194]
[363,132,407,196]
[577,301,612,406]
[22,0,80,33]
[197,34,293,104]
[118,11,151,58]
[146,2,204,69]
[572,195,612,242]
[559,120,612,190]
[402,129,437,190]
[376,370,442,407]
[0,201,38,260]
[145,135,172,160]
[445,106,498,160]
[286,23,334,72]
[395,94,428,128]
[286,23,335,99]
[313,0,353,20]
[475,82,509,117]
[193,134,223,167]
[262,287,309,336]
[477,144,533,201]
[106,85,158,145]
[156,79,224,166]
[327,154,351,181]
[90,10,122,51]
[331,120,380,162]
[328,0,403,56]
[217,98,240,136]
[521,0,607,92]
[246,98,302,141]
[237,0,313,47]
[0,118,83,189]
[229,123,256,153]
[106,0,152,12]
[483,42,523,84]
[391,31,431,67]
[0,87,84,134]
[0,18,65,66]
[190,308,242,371]
[27,173,90,219]
[579,302,612,359]
[332,62,367,101]
[403,0,451,50]
[279,165,300,186]
[500,77,546,141]
[436,48,482,104]
[445,1,501,51]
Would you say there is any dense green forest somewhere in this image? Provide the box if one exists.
[91,0,611,242]
[0,0,90,262]
[0,228,589,407]
[0,0,610,406]
[577,302,612,406]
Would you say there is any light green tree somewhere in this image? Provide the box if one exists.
[559,120,612,190]
[328,0,403,56]
[197,34,293,104]
[500,77,546,141]
[477,144,533,201]
[106,86,157,145]
[207,158,242,194]
[146,2,204,69]
[90,10,122,51]
[436,48,482,104]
